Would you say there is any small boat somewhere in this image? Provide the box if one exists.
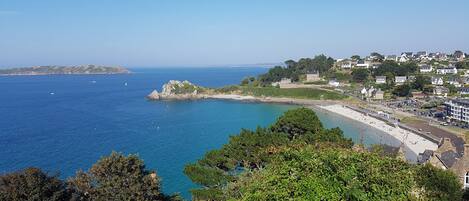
[124,82,128,86]
[91,80,97,84]
[50,92,55,95]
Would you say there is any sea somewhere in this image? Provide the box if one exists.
[0,67,401,199]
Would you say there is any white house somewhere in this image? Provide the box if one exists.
[459,87,469,95]
[340,59,353,69]
[356,60,371,68]
[433,86,449,97]
[385,55,398,61]
[399,52,413,62]
[447,77,462,87]
[375,76,386,84]
[437,67,458,75]
[432,76,444,85]
[395,76,407,85]
[420,64,433,73]
[305,73,320,82]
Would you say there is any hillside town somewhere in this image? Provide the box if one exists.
[272,50,469,128]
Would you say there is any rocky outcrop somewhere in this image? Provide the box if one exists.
[147,80,205,100]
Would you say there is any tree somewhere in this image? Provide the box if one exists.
[271,108,324,139]
[416,164,463,201]
[351,68,369,83]
[68,152,170,201]
[412,75,431,91]
[185,108,352,200]
[351,55,361,60]
[370,52,384,61]
[226,146,418,200]
[393,84,411,97]
[0,167,70,201]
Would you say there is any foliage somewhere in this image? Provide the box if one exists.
[416,164,463,201]
[393,84,412,97]
[351,68,370,83]
[412,75,431,91]
[456,61,469,69]
[226,146,417,201]
[236,86,346,100]
[271,108,323,139]
[184,108,353,200]
[258,55,334,85]
[68,152,175,201]
[373,61,417,76]
[0,167,70,201]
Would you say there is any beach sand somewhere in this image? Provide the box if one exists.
[319,104,438,157]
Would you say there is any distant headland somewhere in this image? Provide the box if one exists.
[0,65,130,76]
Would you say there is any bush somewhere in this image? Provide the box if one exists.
[0,167,70,201]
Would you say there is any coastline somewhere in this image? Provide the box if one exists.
[317,104,439,157]
[158,93,439,159]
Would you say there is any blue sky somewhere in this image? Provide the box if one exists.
[1,0,468,67]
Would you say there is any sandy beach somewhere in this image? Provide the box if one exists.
[319,104,438,156]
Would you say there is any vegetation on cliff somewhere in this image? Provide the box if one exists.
[215,85,346,100]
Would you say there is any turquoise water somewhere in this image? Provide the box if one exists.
[0,67,399,199]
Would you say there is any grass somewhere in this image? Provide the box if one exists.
[215,86,347,100]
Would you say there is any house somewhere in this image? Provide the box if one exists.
[399,52,413,62]
[305,72,320,82]
[373,89,384,100]
[395,76,407,85]
[420,64,433,73]
[454,50,466,61]
[385,55,397,60]
[446,99,469,124]
[416,51,428,59]
[272,78,292,87]
[280,78,291,84]
[356,60,371,68]
[375,76,386,84]
[447,77,462,87]
[462,77,469,85]
[437,67,458,75]
[459,87,469,95]
[339,59,353,69]
[433,86,449,96]
[432,76,444,85]
[328,79,340,87]
[418,137,469,188]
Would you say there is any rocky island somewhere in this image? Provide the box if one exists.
[0,65,130,75]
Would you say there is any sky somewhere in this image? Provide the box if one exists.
[1,0,469,67]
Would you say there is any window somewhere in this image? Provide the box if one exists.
[465,172,469,189]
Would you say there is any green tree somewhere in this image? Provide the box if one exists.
[393,84,411,97]
[270,108,324,139]
[412,75,431,91]
[351,55,361,60]
[0,167,70,201]
[351,68,369,83]
[416,164,463,201]
[68,152,174,201]
[226,146,417,201]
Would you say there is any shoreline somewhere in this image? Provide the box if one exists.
[161,94,439,158]
[318,104,439,158]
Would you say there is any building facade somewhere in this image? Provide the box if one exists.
[446,99,469,124]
